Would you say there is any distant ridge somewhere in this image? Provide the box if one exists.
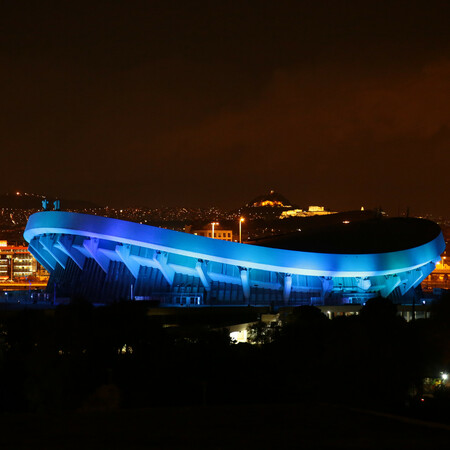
[0,192,101,209]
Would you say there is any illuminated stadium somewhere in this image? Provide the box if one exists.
[24,211,445,306]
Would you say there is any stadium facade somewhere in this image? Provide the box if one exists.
[24,211,445,306]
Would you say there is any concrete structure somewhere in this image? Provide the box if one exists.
[24,211,445,306]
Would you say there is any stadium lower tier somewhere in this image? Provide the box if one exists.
[24,212,445,306]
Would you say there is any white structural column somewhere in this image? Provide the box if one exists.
[356,277,372,291]
[320,276,334,297]
[40,235,69,269]
[55,235,86,270]
[195,260,211,291]
[283,273,292,303]
[83,238,111,273]
[115,244,141,279]
[28,238,57,271]
[398,269,423,295]
[379,275,401,297]
[153,251,175,285]
[240,268,251,300]
[416,261,437,287]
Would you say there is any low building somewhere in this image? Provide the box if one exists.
[192,226,233,241]
[0,240,49,292]
[0,240,40,281]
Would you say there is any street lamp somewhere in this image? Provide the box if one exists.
[239,217,245,243]
[211,222,219,239]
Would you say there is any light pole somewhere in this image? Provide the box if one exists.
[211,222,219,239]
[239,217,245,243]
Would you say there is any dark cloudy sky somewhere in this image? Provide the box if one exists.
[2,1,450,216]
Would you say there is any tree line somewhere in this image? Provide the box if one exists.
[0,294,449,420]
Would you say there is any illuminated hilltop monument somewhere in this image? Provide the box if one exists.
[240,190,295,219]
[24,211,445,306]
[241,190,335,219]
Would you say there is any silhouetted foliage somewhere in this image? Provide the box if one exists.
[0,295,449,418]
[359,297,398,322]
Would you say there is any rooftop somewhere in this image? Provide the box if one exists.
[254,217,442,254]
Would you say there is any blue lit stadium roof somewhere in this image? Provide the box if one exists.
[24,211,445,305]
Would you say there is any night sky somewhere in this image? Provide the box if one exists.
[2,1,450,217]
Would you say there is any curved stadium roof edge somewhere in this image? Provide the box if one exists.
[24,211,445,278]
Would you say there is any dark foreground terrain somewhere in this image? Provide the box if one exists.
[1,403,449,450]
[1,294,450,448]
